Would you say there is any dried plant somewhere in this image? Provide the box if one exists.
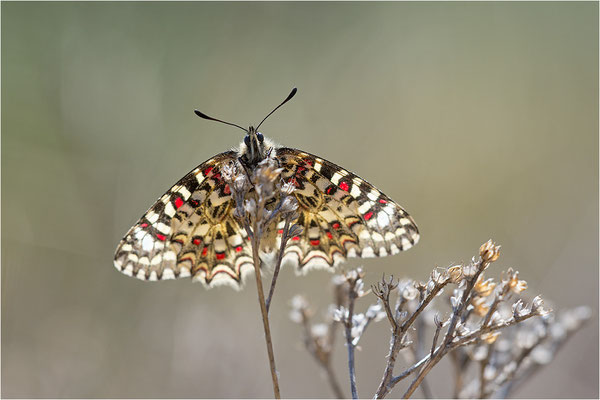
[224,158,589,399]
[218,161,589,399]
[224,157,302,399]
[290,240,590,399]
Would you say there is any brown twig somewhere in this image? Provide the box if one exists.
[402,265,486,399]
[344,278,359,400]
[249,219,281,399]
[266,215,292,313]
[374,279,448,399]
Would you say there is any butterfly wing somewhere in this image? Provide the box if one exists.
[113,151,255,288]
[274,147,419,271]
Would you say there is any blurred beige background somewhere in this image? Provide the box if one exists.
[2,2,597,398]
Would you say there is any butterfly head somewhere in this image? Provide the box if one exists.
[241,126,268,166]
[194,87,296,167]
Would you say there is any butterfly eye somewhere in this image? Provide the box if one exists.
[244,136,250,147]
[257,132,264,143]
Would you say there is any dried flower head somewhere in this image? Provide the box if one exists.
[279,196,299,216]
[531,295,551,316]
[398,279,418,301]
[474,274,496,297]
[253,158,283,197]
[447,264,464,283]
[472,296,490,317]
[503,269,528,294]
[480,239,501,264]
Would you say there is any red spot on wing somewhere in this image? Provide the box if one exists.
[379,199,388,204]
[193,238,201,246]
[278,229,284,234]
[304,159,314,167]
[216,253,225,260]
[235,246,243,252]
[201,247,208,257]
[326,186,335,195]
[292,236,300,241]
[326,232,333,240]
[140,223,148,228]
[364,211,374,221]
[203,166,213,176]
[310,239,320,246]
[156,234,166,241]
[339,181,349,192]
[332,222,341,230]
[175,197,184,209]
[224,184,231,195]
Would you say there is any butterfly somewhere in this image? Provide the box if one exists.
[113,88,419,288]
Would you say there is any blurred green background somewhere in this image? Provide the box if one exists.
[2,2,597,398]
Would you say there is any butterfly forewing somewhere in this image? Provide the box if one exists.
[114,151,255,287]
[274,148,419,271]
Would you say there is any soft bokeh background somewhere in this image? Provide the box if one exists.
[2,2,597,398]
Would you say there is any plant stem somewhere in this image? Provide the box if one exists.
[402,268,485,399]
[345,287,358,400]
[266,217,291,313]
[251,231,281,399]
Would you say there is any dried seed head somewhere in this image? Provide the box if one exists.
[447,264,464,283]
[472,296,490,317]
[333,306,348,322]
[463,262,479,278]
[531,295,551,316]
[480,239,501,264]
[253,159,283,197]
[474,274,496,297]
[506,270,528,294]
[512,299,527,318]
[280,196,299,216]
[233,174,249,193]
[399,280,418,301]
[430,269,443,285]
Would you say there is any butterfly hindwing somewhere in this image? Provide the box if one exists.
[113,151,254,288]
[274,147,420,271]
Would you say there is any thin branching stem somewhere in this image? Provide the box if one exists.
[375,281,448,399]
[402,266,485,399]
[249,224,281,399]
[345,285,359,400]
[266,216,292,313]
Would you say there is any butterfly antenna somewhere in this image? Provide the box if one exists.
[194,109,248,133]
[255,87,297,131]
